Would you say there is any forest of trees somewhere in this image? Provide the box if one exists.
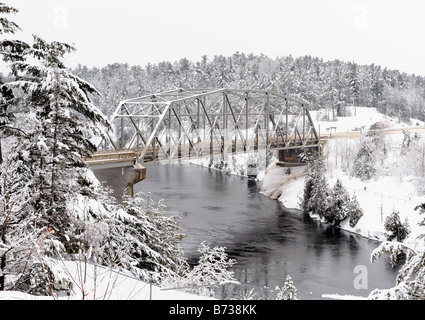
[73,53,425,124]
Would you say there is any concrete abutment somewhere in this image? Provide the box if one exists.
[91,163,147,202]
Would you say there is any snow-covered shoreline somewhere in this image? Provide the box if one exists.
[259,162,421,243]
[259,107,425,252]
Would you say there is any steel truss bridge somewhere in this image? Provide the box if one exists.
[88,88,320,165]
[84,88,321,199]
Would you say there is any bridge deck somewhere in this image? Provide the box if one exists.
[84,136,321,167]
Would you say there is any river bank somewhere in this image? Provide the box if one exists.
[259,148,425,254]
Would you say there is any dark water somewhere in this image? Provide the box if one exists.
[135,163,402,299]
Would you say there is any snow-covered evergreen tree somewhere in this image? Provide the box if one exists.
[347,194,363,228]
[120,193,189,282]
[309,172,330,219]
[301,151,330,219]
[0,146,33,290]
[369,207,421,299]
[326,180,363,227]
[327,179,350,225]
[369,240,424,299]
[384,210,410,242]
[0,2,28,67]
[352,139,376,181]
[0,144,73,295]
[414,203,425,227]
[0,2,29,163]
[8,35,109,252]
[301,150,320,212]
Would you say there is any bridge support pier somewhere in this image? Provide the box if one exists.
[277,146,320,167]
[91,163,147,202]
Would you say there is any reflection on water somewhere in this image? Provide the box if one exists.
[136,163,402,299]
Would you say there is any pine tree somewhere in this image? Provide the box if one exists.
[327,179,350,225]
[0,2,29,164]
[0,145,32,290]
[414,203,425,226]
[369,206,423,299]
[276,275,297,300]
[0,143,72,295]
[301,151,330,219]
[384,210,410,242]
[119,193,189,282]
[0,2,28,66]
[8,35,109,251]
[301,150,320,212]
[347,194,363,228]
[347,62,360,108]
[309,172,330,219]
[352,138,376,181]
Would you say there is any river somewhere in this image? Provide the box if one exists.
[135,162,402,299]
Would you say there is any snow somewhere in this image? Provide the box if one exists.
[321,293,367,300]
[0,261,210,301]
[311,106,425,135]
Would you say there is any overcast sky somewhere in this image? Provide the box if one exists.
[7,0,425,76]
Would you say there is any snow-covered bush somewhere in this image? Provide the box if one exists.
[163,242,237,298]
[347,194,364,228]
[9,227,74,296]
[276,275,298,300]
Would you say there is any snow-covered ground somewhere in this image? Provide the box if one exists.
[311,106,425,135]
[0,261,209,301]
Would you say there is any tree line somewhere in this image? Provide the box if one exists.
[73,53,425,123]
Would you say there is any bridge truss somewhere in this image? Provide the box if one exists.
[99,88,320,164]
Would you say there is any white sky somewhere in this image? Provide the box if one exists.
[6,0,425,76]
